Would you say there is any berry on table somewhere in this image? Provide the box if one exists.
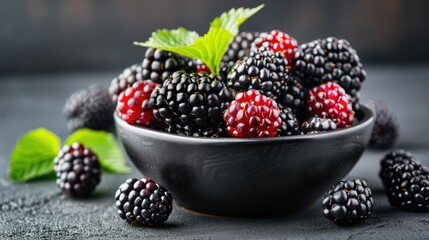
[307,82,354,128]
[115,178,173,226]
[322,179,373,225]
[254,30,298,67]
[379,149,415,186]
[383,160,429,212]
[223,89,282,138]
[116,80,159,126]
[365,100,400,149]
[64,85,114,132]
[54,143,101,197]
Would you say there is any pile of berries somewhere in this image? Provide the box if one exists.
[108,31,365,138]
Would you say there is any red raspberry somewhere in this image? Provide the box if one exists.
[254,30,298,67]
[223,90,282,138]
[117,80,158,125]
[196,62,210,74]
[307,82,354,128]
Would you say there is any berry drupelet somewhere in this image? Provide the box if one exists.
[142,48,195,84]
[54,143,101,197]
[116,80,159,126]
[115,178,173,226]
[365,100,400,149]
[109,64,145,104]
[322,179,373,225]
[223,89,282,138]
[227,46,289,104]
[307,82,354,128]
[294,37,366,110]
[253,30,298,67]
[150,71,234,136]
[64,85,114,132]
[277,106,300,136]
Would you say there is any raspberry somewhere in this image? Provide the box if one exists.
[115,178,173,226]
[307,82,354,128]
[223,90,282,138]
[116,80,159,126]
[54,143,101,197]
[195,60,210,74]
[254,30,298,67]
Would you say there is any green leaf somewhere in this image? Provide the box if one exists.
[65,129,130,173]
[135,27,234,74]
[210,4,264,35]
[9,128,60,182]
[142,27,200,47]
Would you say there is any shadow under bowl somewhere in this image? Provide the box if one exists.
[114,106,374,217]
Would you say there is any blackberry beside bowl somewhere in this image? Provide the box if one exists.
[114,106,374,217]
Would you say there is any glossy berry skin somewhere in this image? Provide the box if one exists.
[54,143,101,198]
[109,64,144,103]
[307,82,354,128]
[254,30,298,67]
[322,179,373,225]
[301,116,337,135]
[384,161,429,212]
[277,106,300,136]
[379,149,415,187]
[115,178,173,226]
[224,90,282,138]
[116,80,159,126]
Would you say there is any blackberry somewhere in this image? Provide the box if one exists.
[223,89,282,138]
[166,125,228,138]
[54,143,101,197]
[277,106,300,136]
[301,116,337,135]
[150,71,234,136]
[227,46,289,104]
[115,178,173,226]
[64,85,114,132]
[365,100,400,149]
[222,31,260,68]
[322,179,373,225]
[294,37,366,109]
[279,75,306,117]
[109,64,144,103]
[379,149,415,186]
[384,161,429,211]
[142,48,195,84]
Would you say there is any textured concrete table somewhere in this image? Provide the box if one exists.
[1,66,429,239]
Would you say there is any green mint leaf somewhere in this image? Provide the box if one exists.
[65,129,130,173]
[142,27,200,47]
[210,4,264,35]
[135,27,233,74]
[9,128,60,182]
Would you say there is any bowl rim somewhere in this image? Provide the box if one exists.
[114,105,374,144]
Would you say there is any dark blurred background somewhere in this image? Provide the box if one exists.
[1,0,429,75]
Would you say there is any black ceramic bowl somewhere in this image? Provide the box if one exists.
[114,106,374,217]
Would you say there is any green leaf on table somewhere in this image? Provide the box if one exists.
[65,129,130,173]
[9,128,60,182]
[210,4,264,35]
[135,27,234,74]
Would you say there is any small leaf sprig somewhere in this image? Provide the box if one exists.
[134,4,264,75]
[9,128,130,182]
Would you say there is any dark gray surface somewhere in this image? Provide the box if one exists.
[1,66,429,239]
